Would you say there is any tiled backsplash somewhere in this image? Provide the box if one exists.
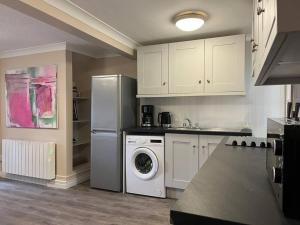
[140,80,286,137]
[140,96,250,128]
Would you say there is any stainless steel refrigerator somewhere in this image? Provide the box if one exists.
[90,75,136,191]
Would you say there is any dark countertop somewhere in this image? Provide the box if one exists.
[171,137,300,225]
[123,127,252,136]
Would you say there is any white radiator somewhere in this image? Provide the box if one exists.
[2,139,56,180]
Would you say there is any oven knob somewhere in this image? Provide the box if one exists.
[232,140,238,146]
[273,139,283,156]
[260,142,266,148]
[241,141,247,147]
[272,167,282,184]
[250,141,256,147]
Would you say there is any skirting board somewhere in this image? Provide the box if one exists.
[48,165,90,189]
[0,166,90,189]
[4,173,49,186]
[167,188,184,199]
[0,171,5,178]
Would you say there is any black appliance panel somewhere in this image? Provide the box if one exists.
[267,118,300,219]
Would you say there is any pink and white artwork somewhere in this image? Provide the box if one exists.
[5,65,57,129]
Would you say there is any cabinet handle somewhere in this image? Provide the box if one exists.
[192,145,196,148]
[257,7,265,15]
[207,80,211,84]
[252,43,258,53]
[258,0,262,2]
[198,80,202,84]
[162,82,166,86]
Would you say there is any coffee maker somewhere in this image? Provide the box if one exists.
[141,105,154,127]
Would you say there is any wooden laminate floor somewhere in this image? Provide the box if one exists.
[0,179,172,225]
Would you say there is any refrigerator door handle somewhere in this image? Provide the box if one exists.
[91,128,118,133]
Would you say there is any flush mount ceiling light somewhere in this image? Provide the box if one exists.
[174,11,208,32]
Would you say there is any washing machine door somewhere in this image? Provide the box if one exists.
[131,147,158,180]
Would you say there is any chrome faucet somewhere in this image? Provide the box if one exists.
[183,118,192,128]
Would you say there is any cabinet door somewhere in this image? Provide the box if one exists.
[252,0,260,75]
[205,35,245,93]
[198,135,223,169]
[169,40,205,94]
[254,0,265,79]
[137,44,169,95]
[262,0,276,49]
[165,134,199,189]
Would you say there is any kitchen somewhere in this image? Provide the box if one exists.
[0,0,300,225]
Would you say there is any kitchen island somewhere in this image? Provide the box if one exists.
[171,137,300,225]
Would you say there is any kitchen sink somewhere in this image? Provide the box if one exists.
[168,127,202,131]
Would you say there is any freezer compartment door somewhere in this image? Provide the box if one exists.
[91,76,120,130]
[90,131,122,191]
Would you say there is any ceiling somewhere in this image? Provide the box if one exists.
[0,4,114,57]
[0,0,252,55]
[70,0,253,45]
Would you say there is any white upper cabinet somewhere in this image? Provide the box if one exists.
[251,0,261,78]
[252,0,300,85]
[137,44,169,95]
[205,35,246,93]
[169,40,205,94]
[262,0,276,48]
[137,34,246,97]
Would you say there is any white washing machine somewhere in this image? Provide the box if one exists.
[126,135,166,198]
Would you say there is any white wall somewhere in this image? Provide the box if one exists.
[248,81,286,137]
[140,43,286,137]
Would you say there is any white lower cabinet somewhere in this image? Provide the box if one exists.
[165,134,199,189]
[165,134,223,189]
[198,135,224,170]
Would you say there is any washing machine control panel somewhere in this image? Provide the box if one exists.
[126,136,164,146]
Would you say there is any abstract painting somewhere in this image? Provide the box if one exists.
[5,65,57,129]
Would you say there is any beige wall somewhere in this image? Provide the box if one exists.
[0,50,73,177]
[90,56,137,78]
[0,50,136,183]
[72,53,137,97]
